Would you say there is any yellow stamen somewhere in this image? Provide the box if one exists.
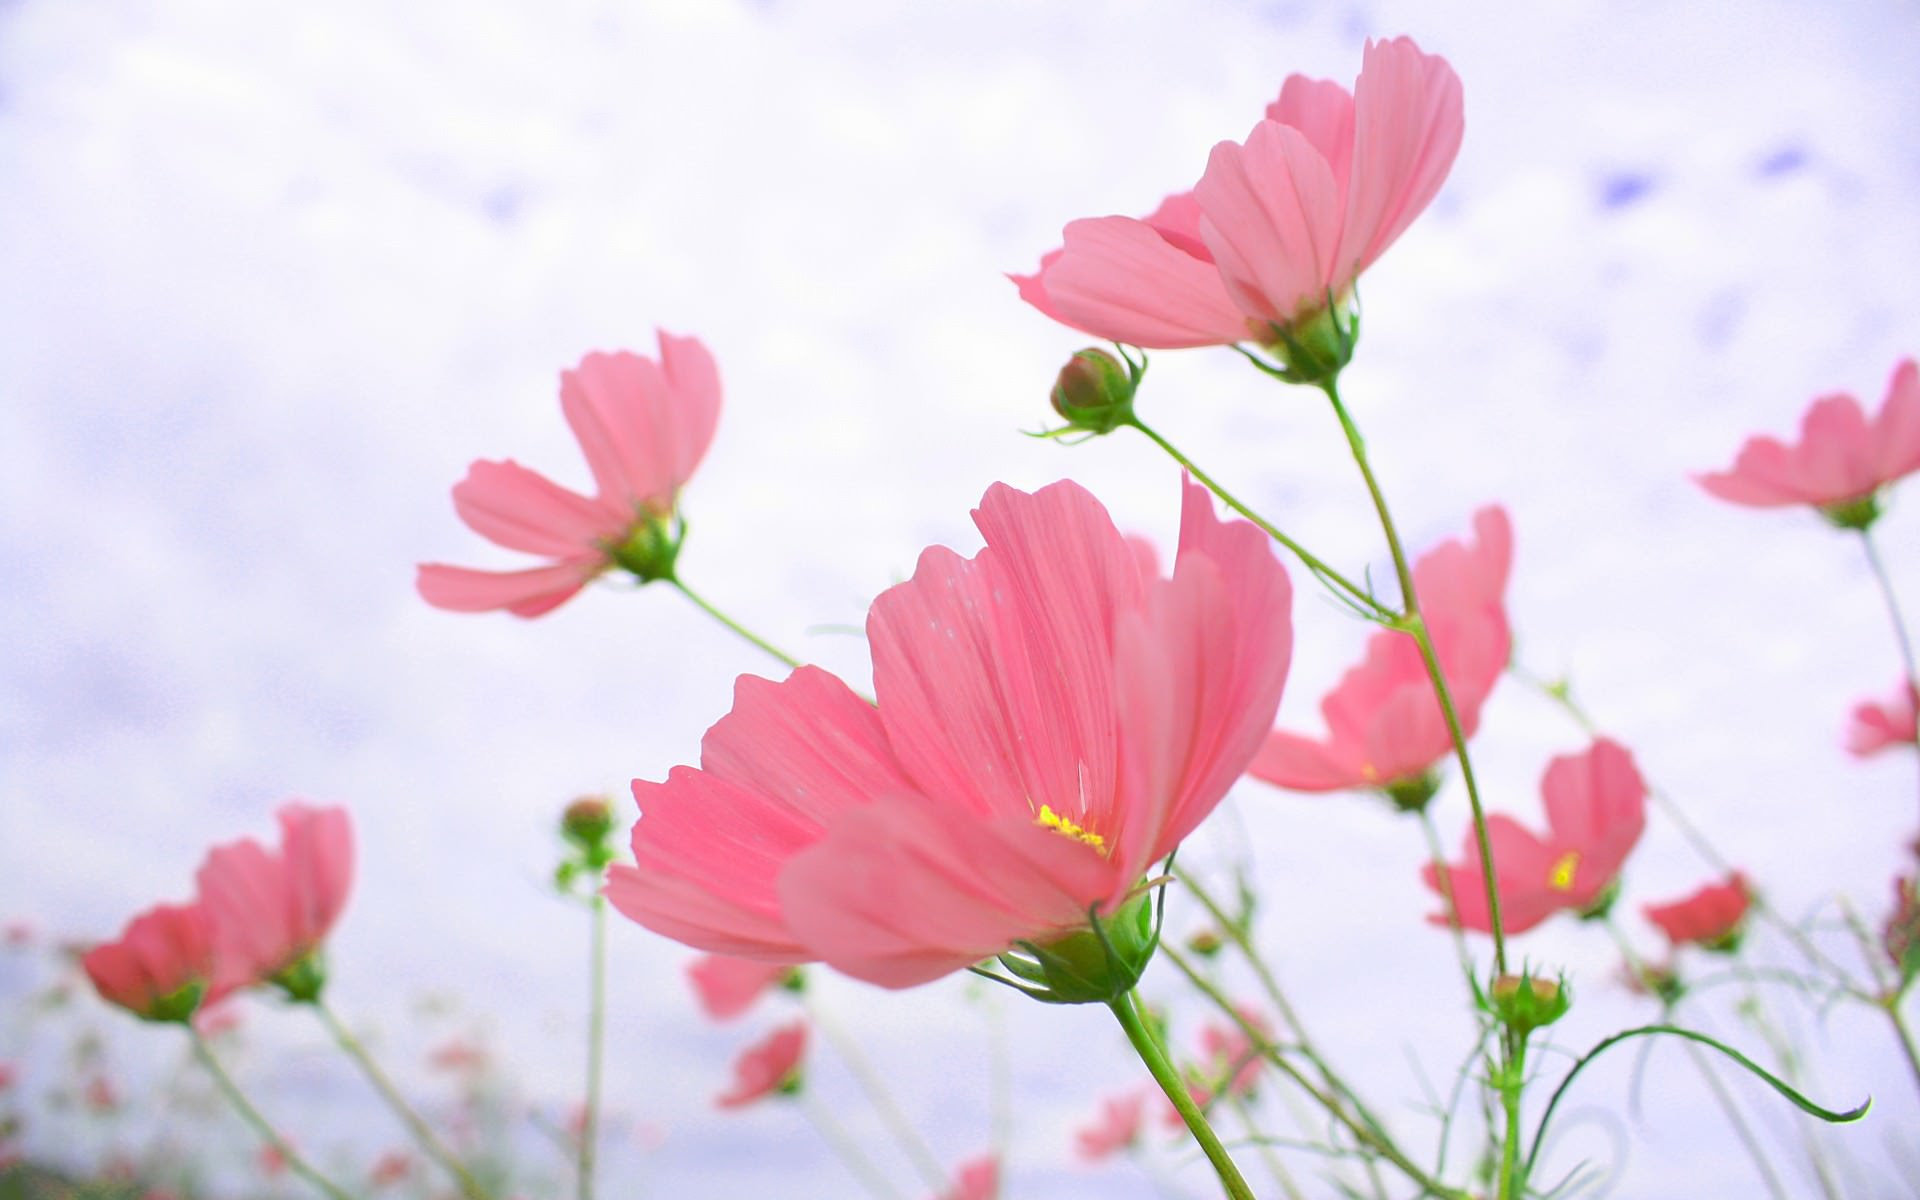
[1548,851,1581,893]
[1036,804,1109,856]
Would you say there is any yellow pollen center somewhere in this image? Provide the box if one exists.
[1036,804,1109,856]
[1548,851,1581,893]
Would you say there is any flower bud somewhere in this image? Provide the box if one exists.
[1050,348,1139,435]
[562,796,615,851]
[1489,970,1570,1036]
[1185,928,1224,958]
[1382,771,1440,815]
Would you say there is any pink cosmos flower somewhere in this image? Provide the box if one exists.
[934,1156,1000,1200]
[687,954,792,1021]
[607,477,1293,988]
[417,332,722,617]
[1846,682,1919,757]
[1643,872,1752,950]
[1014,37,1462,350]
[715,1021,807,1109]
[82,901,220,1022]
[1252,507,1512,800]
[1195,1007,1272,1100]
[1696,357,1920,517]
[1423,738,1647,934]
[1074,1091,1146,1162]
[195,803,353,996]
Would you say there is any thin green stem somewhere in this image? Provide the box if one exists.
[1109,989,1256,1200]
[1321,378,1506,975]
[670,576,804,670]
[1162,944,1471,1200]
[1861,527,1920,819]
[1125,415,1390,620]
[314,1000,491,1200]
[1495,1033,1525,1200]
[1227,1093,1307,1200]
[189,1027,355,1200]
[1888,1001,1920,1098]
[801,1092,908,1200]
[807,994,948,1192]
[580,892,608,1200]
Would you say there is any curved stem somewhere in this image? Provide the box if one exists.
[1860,527,1920,820]
[807,994,948,1192]
[1125,415,1390,620]
[1109,989,1256,1200]
[189,1026,355,1200]
[314,1001,491,1200]
[580,892,608,1200]
[669,577,804,670]
[1322,378,1506,975]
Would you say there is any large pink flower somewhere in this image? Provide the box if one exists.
[195,803,354,996]
[1251,507,1511,800]
[1697,357,1920,517]
[1423,738,1647,935]
[417,332,721,617]
[83,901,220,1023]
[607,477,1293,989]
[1846,681,1919,757]
[1014,37,1462,349]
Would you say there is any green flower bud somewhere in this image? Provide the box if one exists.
[1050,348,1140,435]
[1489,970,1571,1036]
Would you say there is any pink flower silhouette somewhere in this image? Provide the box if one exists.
[687,954,792,1021]
[607,477,1293,988]
[1015,37,1462,350]
[1697,357,1920,518]
[1252,507,1511,799]
[1074,1091,1146,1162]
[1643,872,1751,950]
[715,1021,807,1109]
[1846,682,1919,757]
[1423,738,1647,934]
[195,803,353,995]
[418,332,721,616]
[934,1156,1000,1200]
[82,902,219,1022]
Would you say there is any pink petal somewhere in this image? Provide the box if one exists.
[1643,872,1751,946]
[1266,74,1357,196]
[715,1021,807,1109]
[450,460,624,557]
[1423,814,1559,934]
[415,559,604,617]
[1247,729,1370,791]
[1871,358,1920,484]
[1846,682,1919,756]
[1539,738,1647,906]
[276,804,353,953]
[197,839,297,990]
[1033,216,1254,348]
[1793,392,1879,503]
[687,954,791,1021]
[1195,122,1344,325]
[560,333,722,514]
[1694,437,1810,506]
[1331,37,1465,284]
[655,331,724,486]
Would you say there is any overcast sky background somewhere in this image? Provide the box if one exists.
[5,0,1920,1196]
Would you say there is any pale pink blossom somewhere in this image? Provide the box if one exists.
[1195,1007,1273,1100]
[607,478,1293,988]
[687,954,792,1021]
[82,901,220,1022]
[1846,682,1919,757]
[1015,38,1462,349]
[418,332,721,617]
[1424,739,1647,934]
[1074,1091,1146,1161]
[1643,872,1752,949]
[935,1156,1000,1200]
[195,803,354,994]
[1252,507,1511,796]
[1697,357,1920,512]
[715,1021,807,1109]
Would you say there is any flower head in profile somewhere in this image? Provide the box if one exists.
[715,1021,807,1109]
[1424,738,1647,934]
[1074,1091,1146,1162]
[1015,37,1462,378]
[1696,357,1920,529]
[195,803,354,1001]
[82,902,220,1023]
[1846,682,1919,757]
[607,477,1293,996]
[418,332,721,616]
[687,954,795,1021]
[1252,507,1511,809]
[1643,872,1752,953]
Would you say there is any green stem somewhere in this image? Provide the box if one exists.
[1888,997,1920,1099]
[189,1027,355,1200]
[670,576,804,670]
[1321,378,1506,975]
[1495,1032,1525,1200]
[581,892,608,1200]
[1860,527,1920,820]
[1125,415,1390,620]
[1108,989,1256,1200]
[801,1092,908,1200]
[806,995,948,1192]
[314,1001,491,1200]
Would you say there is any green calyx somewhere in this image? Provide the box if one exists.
[271,950,328,1004]
[1381,770,1441,815]
[1489,968,1571,1037]
[1818,492,1882,531]
[1247,293,1359,387]
[607,512,684,583]
[985,888,1162,1006]
[142,978,208,1025]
